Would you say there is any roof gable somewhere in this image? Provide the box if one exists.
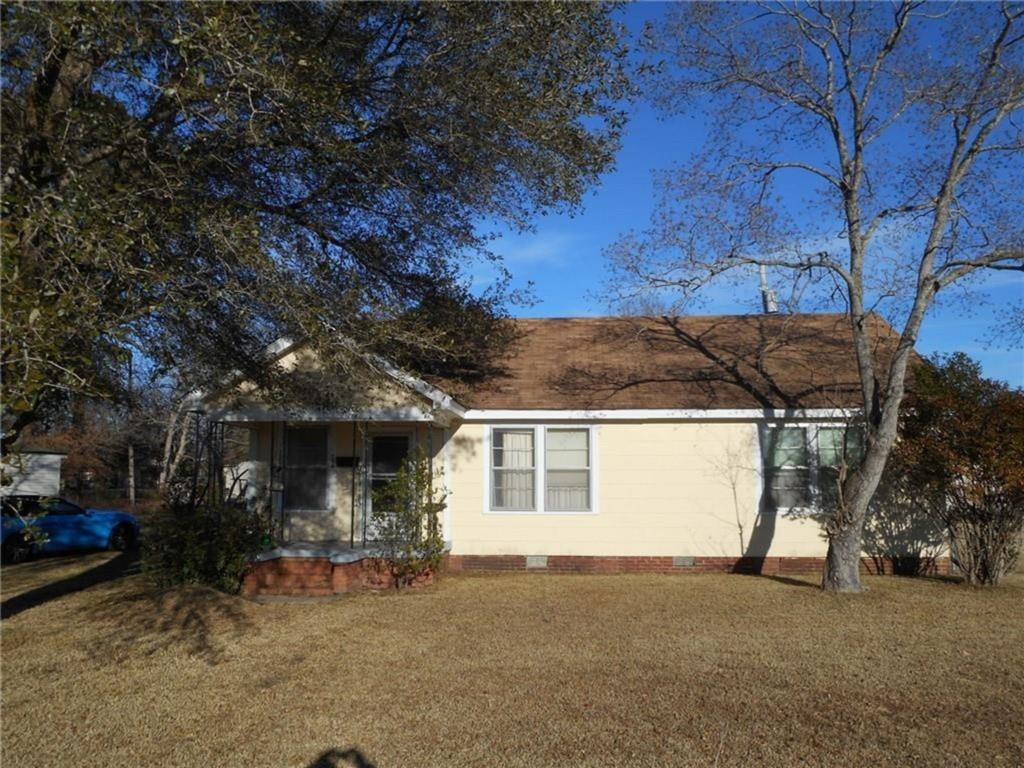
[203,338,465,421]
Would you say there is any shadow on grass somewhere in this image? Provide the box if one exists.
[916,573,964,585]
[0,550,139,620]
[733,572,819,589]
[85,582,254,665]
[307,747,376,768]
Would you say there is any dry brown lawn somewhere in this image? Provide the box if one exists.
[2,553,1022,768]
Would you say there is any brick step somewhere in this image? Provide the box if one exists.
[253,574,332,588]
[253,561,329,573]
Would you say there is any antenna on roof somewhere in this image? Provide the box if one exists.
[758,265,779,314]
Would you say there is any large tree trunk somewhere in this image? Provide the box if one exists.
[821,403,903,592]
[822,518,866,592]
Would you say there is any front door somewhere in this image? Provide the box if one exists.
[366,434,411,540]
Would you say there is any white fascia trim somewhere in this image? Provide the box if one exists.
[461,408,857,422]
[365,353,467,418]
[209,407,435,423]
[263,336,299,360]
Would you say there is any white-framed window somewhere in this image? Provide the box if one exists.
[764,426,811,509]
[763,424,864,510]
[490,427,537,511]
[545,428,591,512]
[487,426,596,514]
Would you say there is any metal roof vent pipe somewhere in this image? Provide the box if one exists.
[759,264,779,314]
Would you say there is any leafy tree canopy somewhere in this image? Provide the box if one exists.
[898,353,1024,496]
[893,353,1024,584]
[1,1,629,445]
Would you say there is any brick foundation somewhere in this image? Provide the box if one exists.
[445,554,952,577]
[245,553,951,597]
[243,556,435,598]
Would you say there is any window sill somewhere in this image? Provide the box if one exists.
[484,509,598,516]
[773,506,826,516]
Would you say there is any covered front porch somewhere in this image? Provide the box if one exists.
[215,411,454,598]
[224,413,452,549]
[195,338,465,595]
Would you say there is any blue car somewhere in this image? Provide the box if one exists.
[1,495,140,564]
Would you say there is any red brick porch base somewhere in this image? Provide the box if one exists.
[243,556,434,598]
[445,554,952,577]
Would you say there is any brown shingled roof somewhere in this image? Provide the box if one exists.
[458,313,900,410]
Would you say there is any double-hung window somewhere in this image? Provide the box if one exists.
[764,427,811,508]
[491,428,537,511]
[763,425,864,510]
[545,429,591,512]
[489,427,594,513]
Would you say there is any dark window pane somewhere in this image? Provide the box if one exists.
[819,427,865,469]
[767,428,808,468]
[769,468,810,508]
[372,436,409,476]
[285,426,327,467]
[284,467,326,510]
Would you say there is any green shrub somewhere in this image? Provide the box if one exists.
[142,496,271,594]
[370,448,446,589]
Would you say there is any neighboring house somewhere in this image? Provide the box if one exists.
[202,312,943,595]
[1,450,67,497]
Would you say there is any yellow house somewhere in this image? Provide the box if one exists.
[203,313,944,595]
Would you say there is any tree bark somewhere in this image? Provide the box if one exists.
[822,519,865,592]
[127,442,136,508]
[822,420,901,591]
[157,399,190,493]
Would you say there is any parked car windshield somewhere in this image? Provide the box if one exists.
[39,499,86,516]
[2,497,86,517]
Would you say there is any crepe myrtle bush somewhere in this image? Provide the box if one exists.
[891,354,1024,586]
[370,448,446,589]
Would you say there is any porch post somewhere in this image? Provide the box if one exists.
[349,417,356,549]
[360,422,368,545]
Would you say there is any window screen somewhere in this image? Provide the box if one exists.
[545,429,590,511]
[491,429,536,510]
[284,426,328,510]
[765,427,810,508]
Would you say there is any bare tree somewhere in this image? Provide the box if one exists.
[608,2,1024,591]
[157,397,194,495]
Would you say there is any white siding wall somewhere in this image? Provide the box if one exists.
[1,454,64,497]
[446,421,830,558]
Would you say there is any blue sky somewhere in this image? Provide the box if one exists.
[472,3,1024,387]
